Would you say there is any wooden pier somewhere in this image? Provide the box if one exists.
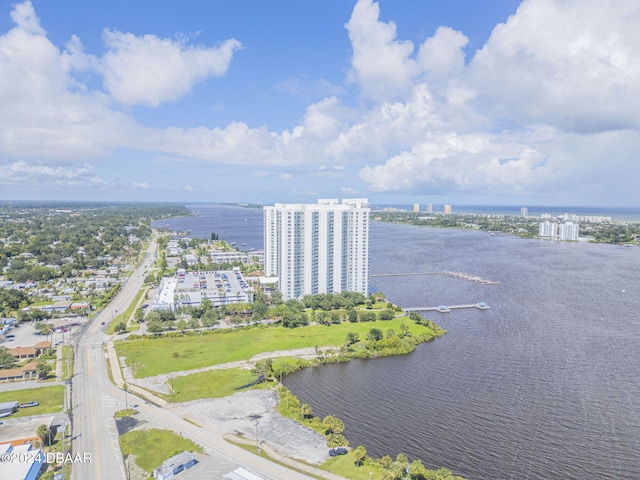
[370,271,499,285]
[405,302,490,313]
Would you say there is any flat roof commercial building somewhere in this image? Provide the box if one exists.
[152,268,254,311]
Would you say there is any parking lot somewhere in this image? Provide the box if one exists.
[0,316,90,349]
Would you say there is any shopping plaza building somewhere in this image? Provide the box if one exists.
[264,198,369,300]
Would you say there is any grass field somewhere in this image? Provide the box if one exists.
[168,368,268,402]
[61,345,74,381]
[119,428,203,473]
[116,317,440,378]
[0,385,64,418]
[322,453,385,480]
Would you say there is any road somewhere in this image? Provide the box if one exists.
[71,236,319,480]
[71,237,156,480]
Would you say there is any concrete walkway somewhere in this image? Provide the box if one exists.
[105,340,168,407]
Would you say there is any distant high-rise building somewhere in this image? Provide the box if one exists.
[559,222,579,240]
[413,203,420,213]
[264,198,369,300]
[426,203,433,214]
[521,207,528,217]
[443,204,452,214]
[538,221,558,237]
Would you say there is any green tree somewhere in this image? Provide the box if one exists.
[176,319,188,332]
[301,403,313,419]
[353,445,367,466]
[345,331,360,346]
[400,323,410,337]
[409,459,429,479]
[147,320,164,333]
[322,415,345,435]
[114,321,127,334]
[270,290,283,305]
[379,309,395,320]
[366,328,384,342]
[0,346,17,369]
[36,362,52,380]
[326,433,349,448]
[379,455,393,469]
[37,424,51,446]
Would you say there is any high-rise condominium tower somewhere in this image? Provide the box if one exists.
[264,199,370,300]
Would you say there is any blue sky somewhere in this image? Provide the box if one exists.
[1,0,639,207]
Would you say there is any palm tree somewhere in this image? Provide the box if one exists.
[36,424,50,446]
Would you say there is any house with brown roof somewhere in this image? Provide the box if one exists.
[9,341,51,360]
[0,362,38,382]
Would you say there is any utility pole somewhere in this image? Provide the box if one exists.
[250,415,261,452]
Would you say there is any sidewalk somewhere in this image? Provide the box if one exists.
[105,340,168,407]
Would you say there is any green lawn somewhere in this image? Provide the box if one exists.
[322,453,385,480]
[61,346,74,381]
[168,368,267,402]
[0,386,64,418]
[119,428,202,473]
[116,318,439,378]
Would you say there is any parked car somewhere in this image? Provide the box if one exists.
[329,447,348,457]
[20,402,39,408]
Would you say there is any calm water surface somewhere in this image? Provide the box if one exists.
[286,223,640,480]
[158,205,640,479]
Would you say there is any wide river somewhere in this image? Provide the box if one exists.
[156,205,640,479]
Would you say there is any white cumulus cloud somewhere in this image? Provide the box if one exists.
[102,30,242,107]
[345,0,418,101]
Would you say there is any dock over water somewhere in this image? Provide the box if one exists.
[370,271,500,285]
[405,302,491,313]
